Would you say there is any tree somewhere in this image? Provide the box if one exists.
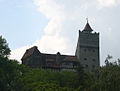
[0,36,27,91]
[87,56,120,91]
[0,36,11,90]
[0,36,10,58]
[72,63,88,89]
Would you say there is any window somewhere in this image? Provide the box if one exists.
[93,50,95,52]
[84,58,87,60]
[93,59,96,62]
[84,49,86,52]
[47,63,53,66]
[63,62,69,65]
[65,62,69,65]
[85,65,88,68]
[92,65,95,69]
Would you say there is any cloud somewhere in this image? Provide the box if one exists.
[97,0,120,9]
[10,45,31,62]
[103,27,113,37]
[97,0,115,9]
[34,35,67,53]
[117,0,120,3]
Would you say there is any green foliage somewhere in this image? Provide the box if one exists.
[22,82,73,91]
[0,36,27,91]
[87,55,120,91]
[72,63,90,90]
[0,36,10,58]
[0,58,27,91]
[16,68,77,90]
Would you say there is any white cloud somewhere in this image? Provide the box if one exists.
[34,0,65,19]
[34,35,67,53]
[10,45,31,63]
[97,0,116,9]
[117,0,120,3]
[104,27,113,37]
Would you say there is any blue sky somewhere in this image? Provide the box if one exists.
[0,0,120,65]
[0,0,48,49]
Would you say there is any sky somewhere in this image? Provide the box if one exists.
[0,0,120,65]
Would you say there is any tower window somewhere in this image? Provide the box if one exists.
[85,65,88,68]
[93,50,95,52]
[84,58,87,60]
[93,59,96,62]
[92,65,95,69]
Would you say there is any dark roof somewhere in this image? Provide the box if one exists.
[21,46,79,63]
[43,53,56,59]
[43,53,78,62]
[83,22,93,32]
[21,46,38,60]
[45,54,56,62]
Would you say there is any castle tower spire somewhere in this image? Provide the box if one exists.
[83,18,93,33]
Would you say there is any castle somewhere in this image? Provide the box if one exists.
[21,21,100,72]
